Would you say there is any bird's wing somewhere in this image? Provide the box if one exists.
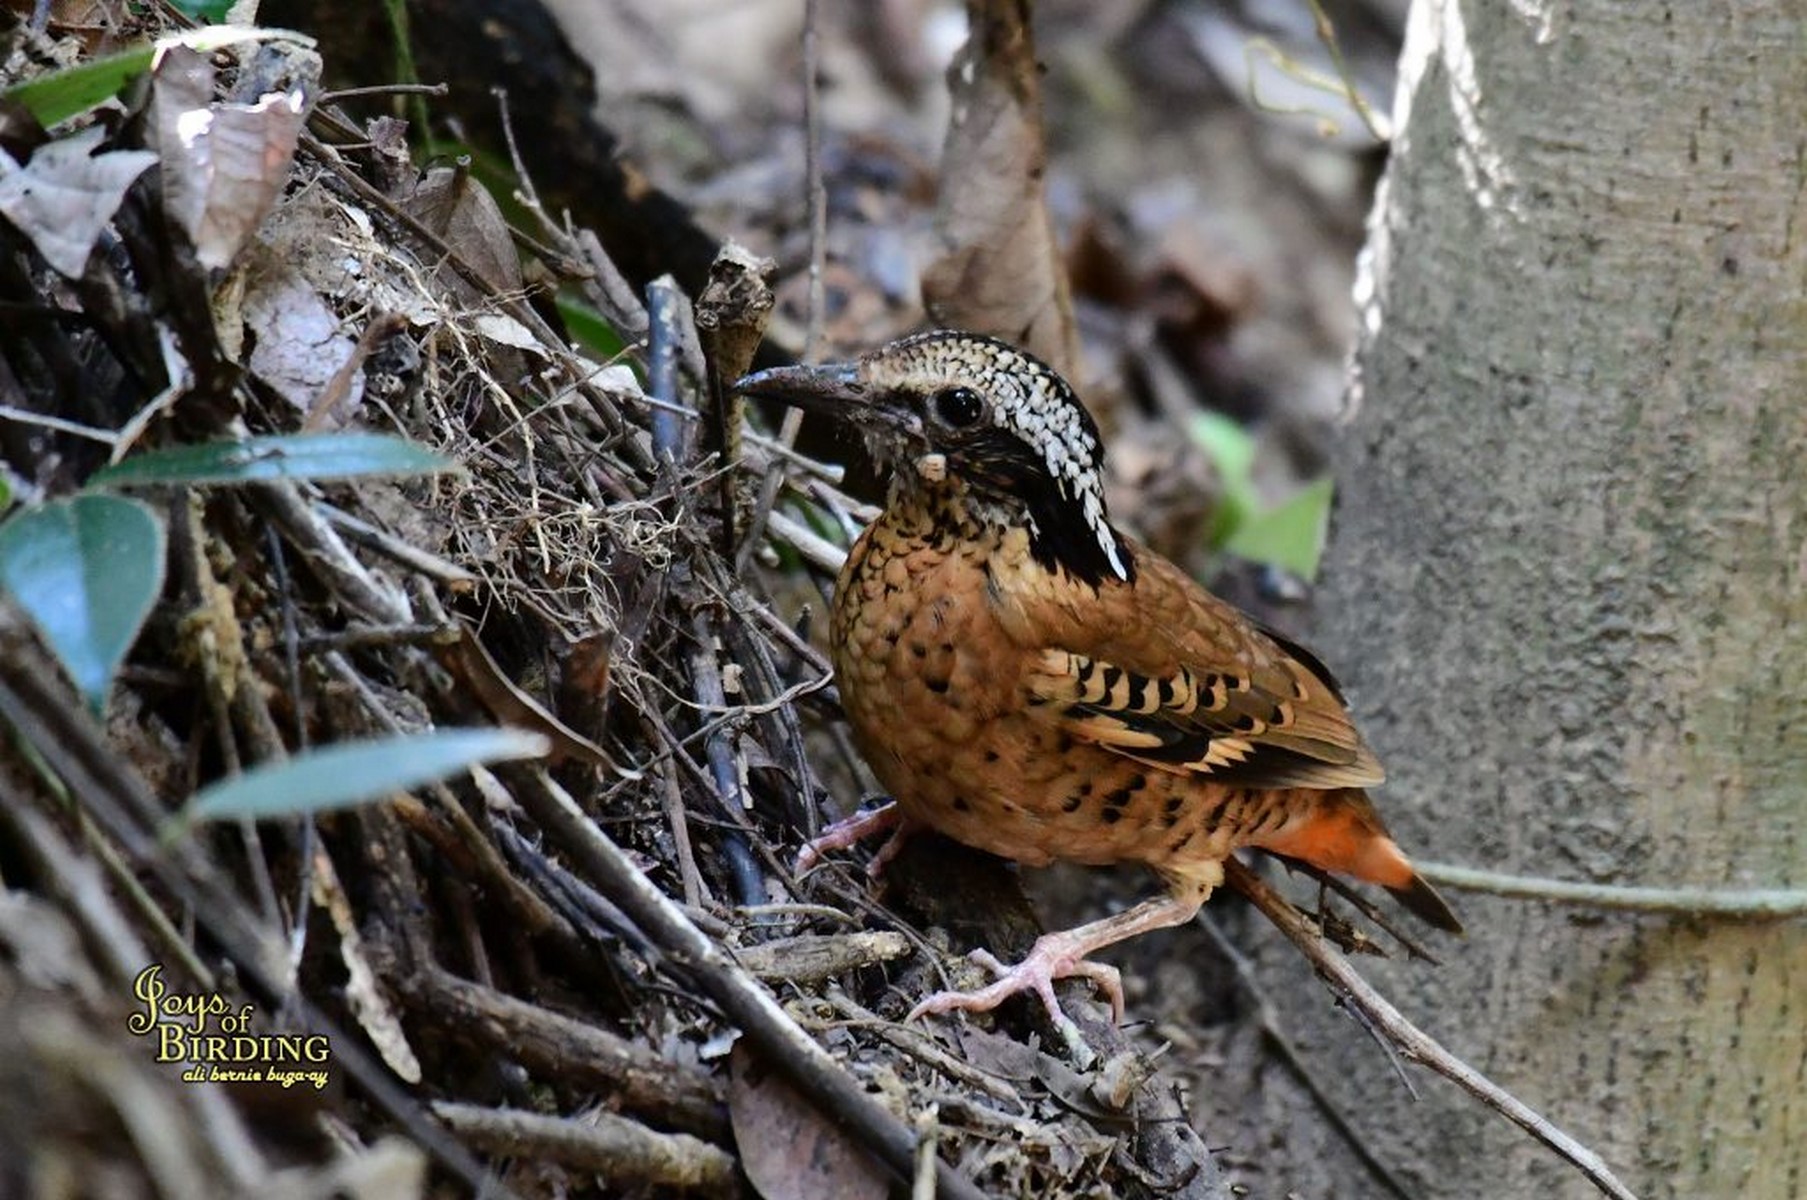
[1019,550,1384,790]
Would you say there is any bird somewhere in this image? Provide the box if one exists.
[737,331,1459,1036]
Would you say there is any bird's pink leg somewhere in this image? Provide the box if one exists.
[795,801,918,877]
[907,892,1205,1036]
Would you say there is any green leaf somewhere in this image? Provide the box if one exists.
[183,728,550,824]
[1223,476,1335,581]
[1190,410,1259,548]
[1189,410,1257,485]
[0,494,165,714]
[556,294,629,361]
[3,27,318,128]
[168,0,236,19]
[2,45,157,127]
[89,433,460,488]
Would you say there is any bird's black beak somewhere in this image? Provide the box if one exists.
[734,362,866,417]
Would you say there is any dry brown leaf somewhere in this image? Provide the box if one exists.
[239,249,364,419]
[0,126,156,278]
[153,45,309,270]
[401,166,524,296]
[922,0,1078,378]
[311,845,422,1084]
[442,621,615,771]
[729,1040,890,1200]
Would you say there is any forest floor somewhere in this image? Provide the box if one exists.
[0,1,1425,1196]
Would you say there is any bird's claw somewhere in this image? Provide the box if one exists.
[793,802,903,875]
[906,935,1126,1033]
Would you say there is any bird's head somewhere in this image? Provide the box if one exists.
[737,331,1133,585]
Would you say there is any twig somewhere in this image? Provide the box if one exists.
[261,522,317,975]
[172,492,281,931]
[818,990,1019,1102]
[1278,856,1438,962]
[737,580,833,675]
[710,577,824,834]
[575,228,651,346]
[395,965,727,1140]
[316,502,478,588]
[487,814,655,957]
[432,1103,737,1197]
[654,744,708,908]
[0,617,515,1199]
[647,275,690,465]
[741,428,845,482]
[319,81,450,103]
[1196,914,1415,1200]
[1415,861,1807,918]
[1224,859,1639,1200]
[255,481,412,625]
[686,609,768,908]
[511,766,989,1200]
[801,0,827,364]
[766,509,850,574]
[3,801,151,987]
[294,623,453,652]
[727,0,828,574]
[1303,0,1389,141]
[0,403,117,443]
[733,930,912,984]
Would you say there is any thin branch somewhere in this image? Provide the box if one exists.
[1224,859,1639,1200]
[432,1103,736,1196]
[1197,915,1415,1199]
[0,618,514,1200]
[801,0,828,362]
[728,0,828,574]
[0,403,117,442]
[1414,861,1807,918]
[319,81,450,103]
[686,607,767,908]
[511,767,991,1200]
[766,509,849,574]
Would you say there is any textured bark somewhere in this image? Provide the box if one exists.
[1236,3,1807,1198]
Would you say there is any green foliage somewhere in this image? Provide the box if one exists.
[1223,476,1334,580]
[1191,410,1334,580]
[1,27,317,128]
[556,294,630,363]
[0,432,457,717]
[88,432,459,488]
[2,45,157,127]
[0,494,165,714]
[165,0,237,20]
[179,728,549,824]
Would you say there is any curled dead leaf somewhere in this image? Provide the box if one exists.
[441,620,616,771]
[153,45,310,271]
[923,0,1078,378]
[0,126,157,278]
[729,1040,890,1200]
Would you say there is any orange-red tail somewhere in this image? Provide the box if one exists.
[1255,790,1463,933]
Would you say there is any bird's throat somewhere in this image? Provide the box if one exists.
[880,476,1131,589]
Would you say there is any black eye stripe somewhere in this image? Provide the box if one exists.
[933,386,984,427]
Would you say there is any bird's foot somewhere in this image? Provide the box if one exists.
[794,801,910,878]
[905,894,1206,1061]
[907,930,1126,1032]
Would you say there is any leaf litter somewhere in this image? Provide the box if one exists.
[0,2,1407,1197]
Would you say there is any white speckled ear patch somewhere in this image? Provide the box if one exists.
[866,331,1130,582]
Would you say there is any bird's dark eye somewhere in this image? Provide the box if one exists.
[932,386,984,428]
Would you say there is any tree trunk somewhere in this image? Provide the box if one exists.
[1238,3,1807,1198]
